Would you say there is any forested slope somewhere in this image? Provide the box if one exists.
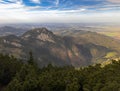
[0,54,120,91]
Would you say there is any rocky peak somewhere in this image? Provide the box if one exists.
[21,28,55,43]
[31,27,49,33]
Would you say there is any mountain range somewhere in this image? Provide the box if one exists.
[0,26,28,36]
[0,27,120,67]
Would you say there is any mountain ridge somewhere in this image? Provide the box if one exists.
[0,28,120,67]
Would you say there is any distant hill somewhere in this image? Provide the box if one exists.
[0,28,120,67]
[0,26,28,36]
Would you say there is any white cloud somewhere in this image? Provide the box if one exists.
[56,0,59,6]
[0,8,120,23]
[0,0,120,23]
[107,0,120,3]
[30,0,40,4]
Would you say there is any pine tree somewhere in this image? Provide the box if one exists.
[28,51,34,65]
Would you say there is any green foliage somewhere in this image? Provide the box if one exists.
[0,54,22,85]
[65,78,80,91]
[28,51,34,65]
[105,52,117,58]
[0,53,120,91]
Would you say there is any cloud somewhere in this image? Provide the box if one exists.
[107,0,120,3]
[55,0,59,6]
[0,0,120,23]
[0,0,86,20]
[0,6,120,24]
[30,0,41,4]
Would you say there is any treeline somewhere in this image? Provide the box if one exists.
[0,53,120,91]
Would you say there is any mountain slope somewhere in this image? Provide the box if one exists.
[55,30,120,63]
[0,28,120,67]
[56,30,120,51]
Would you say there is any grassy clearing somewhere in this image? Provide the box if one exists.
[97,27,120,40]
[105,52,117,58]
[100,32,120,36]
[98,32,120,40]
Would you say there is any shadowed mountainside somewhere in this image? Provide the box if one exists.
[0,28,120,67]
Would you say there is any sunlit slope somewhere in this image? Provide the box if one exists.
[55,30,120,63]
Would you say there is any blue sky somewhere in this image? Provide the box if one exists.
[0,0,120,23]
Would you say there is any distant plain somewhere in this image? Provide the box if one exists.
[97,26,120,40]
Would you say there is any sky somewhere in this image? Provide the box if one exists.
[0,0,120,23]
